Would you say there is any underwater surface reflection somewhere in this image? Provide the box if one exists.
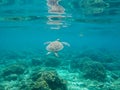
[0,0,120,90]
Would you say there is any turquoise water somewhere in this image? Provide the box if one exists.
[0,0,120,90]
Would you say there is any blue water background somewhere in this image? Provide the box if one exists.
[0,0,120,53]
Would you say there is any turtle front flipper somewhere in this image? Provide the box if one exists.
[62,42,70,47]
[44,41,51,45]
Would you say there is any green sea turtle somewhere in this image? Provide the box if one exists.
[44,39,70,57]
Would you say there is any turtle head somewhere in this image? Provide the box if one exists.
[56,38,60,41]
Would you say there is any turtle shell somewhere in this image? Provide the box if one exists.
[46,41,63,52]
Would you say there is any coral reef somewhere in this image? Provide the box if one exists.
[80,49,117,63]
[70,57,92,70]
[0,84,5,90]
[1,64,26,81]
[70,57,107,82]
[44,56,61,67]
[0,50,120,90]
[80,49,120,71]
[19,70,67,90]
[31,57,43,66]
[80,59,107,82]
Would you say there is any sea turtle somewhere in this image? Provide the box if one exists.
[44,39,70,57]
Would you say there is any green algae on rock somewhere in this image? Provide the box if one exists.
[32,70,67,90]
[20,70,67,90]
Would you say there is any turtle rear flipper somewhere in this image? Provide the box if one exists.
[54,52,59,57]
[46,52,51,55]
